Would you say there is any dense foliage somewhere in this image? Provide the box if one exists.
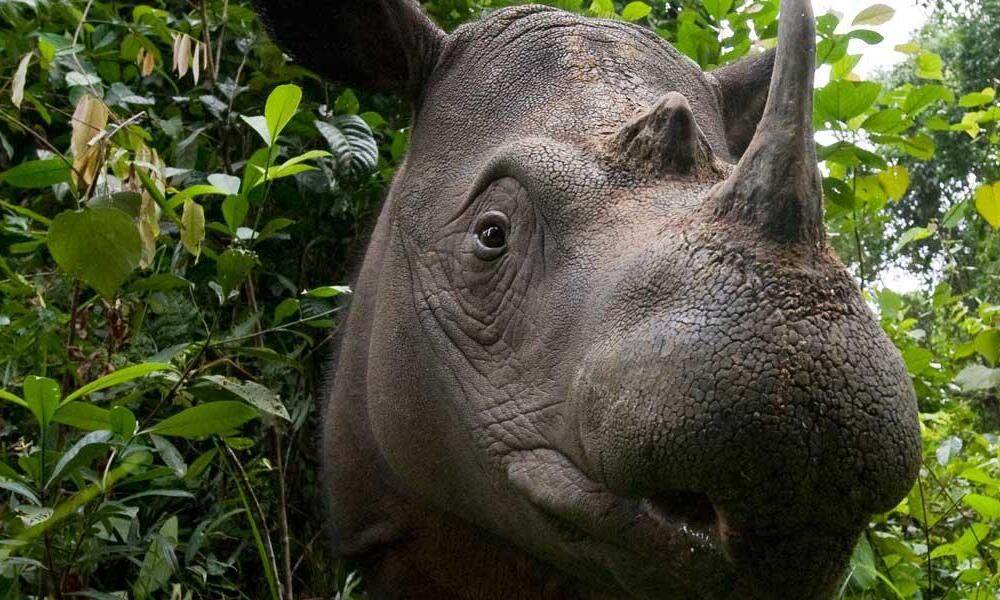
[0,0,997,598]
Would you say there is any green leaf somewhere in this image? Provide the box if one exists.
[47,208,142,298]
[964,494,1000,520]
[222,195,249,233]
[975,182,1000,229]
[815,81,882,122]
[955,365,1000,392]
[63,363,174,404]
[52,402,111,431]
[0,158,72,189]
[217,248,257,296]
[146,401,258,438]
[150,434,187,478]
[202,375,290,421]
[703,0,733,20]
[264,84,302,144]
[852,4,895,26]
[846,29,884,45]
[334,88,359,115]
[901,84,953,115]
[0,389,27,409]
[181,199,206,257]
[108,406,137,438]
[620,1,651,21]
[46,430,112,489]
[960,87,996,108]
[830,54,862,81]
[24,376,60,429]
[240,115,271,146]
[0,478,40,505]
[902,346,933,375]
[273,298,300,325]
[862,109,910,134]
[975,329,1000,365]
[893,225,934,252]
[303,285,351,298]
[897,133,936,160]
[134,516,178,600]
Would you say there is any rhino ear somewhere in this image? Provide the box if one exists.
[710,48,777,159]
[255,0,445,100]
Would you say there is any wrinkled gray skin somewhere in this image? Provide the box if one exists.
[256,1,922,598]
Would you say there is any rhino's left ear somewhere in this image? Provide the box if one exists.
[710,49,777,159]
[255,0,444,101]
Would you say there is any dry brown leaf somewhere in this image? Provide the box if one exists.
[71,95,109,158]
[192,40,202,85]
[73,142,105,189]
[142,50,155,77]
[174,34,192,77]
[11,53,31,109]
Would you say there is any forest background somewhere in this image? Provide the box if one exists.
[0,0,998,598]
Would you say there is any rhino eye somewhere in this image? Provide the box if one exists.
[473,211,509,260]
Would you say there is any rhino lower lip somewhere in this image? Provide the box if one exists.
[507,449,733,594]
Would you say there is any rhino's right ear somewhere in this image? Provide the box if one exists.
[255,0,444,100]
[710,48,777,159]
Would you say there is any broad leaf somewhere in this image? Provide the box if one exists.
[315,116,378,177]
[975,182,1000,229]
[815,81,882,122]
[264,84,302,144]
[202,375,290,420]
[620,1,651,21]
[146,401,258,438]
[852,4,895,26]
[47,207,142,298]
[46,430,113,489]
[181,199,206,257]
[23,376,60,429]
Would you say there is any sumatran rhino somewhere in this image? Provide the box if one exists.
[256,0,922,597]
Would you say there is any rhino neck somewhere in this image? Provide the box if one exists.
[323,199,594,599]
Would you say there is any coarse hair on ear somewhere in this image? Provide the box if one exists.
[254,0,445,101]
[710,48,777,159]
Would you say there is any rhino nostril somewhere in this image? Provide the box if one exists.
[643,491,718,530]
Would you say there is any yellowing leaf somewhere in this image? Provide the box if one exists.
[916,51,944,80]
[11,53,31,109]
[180,199,205,257]
[138,193,160,268]
[878,165,910,202]
[975,182,1000,229]
[852,4,895,26]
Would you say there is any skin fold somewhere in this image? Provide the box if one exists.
[254,1,923,598]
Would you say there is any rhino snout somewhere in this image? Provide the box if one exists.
[569,286,921,597]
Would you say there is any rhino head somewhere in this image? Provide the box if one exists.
[257,1,922,598]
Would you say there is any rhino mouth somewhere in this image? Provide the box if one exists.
[506,448,737,598]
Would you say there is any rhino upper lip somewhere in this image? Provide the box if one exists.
[506,448,734,594]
